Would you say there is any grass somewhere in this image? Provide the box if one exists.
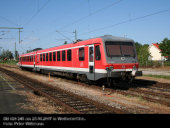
[144,74,170,80]
[126,95,133,98]
[126,94,145,101]
[0,60,18,65]
[138,95,145,101]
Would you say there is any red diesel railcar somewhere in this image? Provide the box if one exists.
[19,35,142,86]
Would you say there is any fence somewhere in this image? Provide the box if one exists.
[139,60,170,67]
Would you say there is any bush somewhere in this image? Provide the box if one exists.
[164,61,170,66]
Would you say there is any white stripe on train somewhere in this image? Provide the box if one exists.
[20,64,133,73]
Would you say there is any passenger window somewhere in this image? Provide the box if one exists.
[43,53,45,61]
[57,51,60,61]
[95,45,101,60]
[49,52,52,61]
[79,47,85,61]
[62,50,66,61]
[67,49,72,61]
[40,54,42,61]
[53,52,56,61]
[89,47,94,62]
[46,53,48,61]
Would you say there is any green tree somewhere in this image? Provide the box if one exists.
[159,38,170,57]
[0,49,13,60]
[135,42,142,55]
[135,43,150,67]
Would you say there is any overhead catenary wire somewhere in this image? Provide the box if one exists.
[23,0,51,26]
[0,30,10,38]
[52,0,124,44]
[59,0,124,29]
[56,30,73,41]
[87,0,92,16]
[26,0,123,45]
[0,15,20,27]
[78,8,170,36]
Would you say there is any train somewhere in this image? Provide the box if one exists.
[18,35,142,86]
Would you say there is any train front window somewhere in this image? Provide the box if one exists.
[105,41,135,57]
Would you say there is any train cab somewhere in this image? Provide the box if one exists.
[94,35,142,85]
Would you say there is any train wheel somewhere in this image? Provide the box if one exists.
[80,74,88,83]
[87,80,93,85]
[128,75,134,84]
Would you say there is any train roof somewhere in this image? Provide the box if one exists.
[20,35,134,56]
[19,51,36,57]
[99,35,134,42]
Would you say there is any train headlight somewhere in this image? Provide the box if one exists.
[132,65,137,71]
[105,67,109,71]
[110,66,113,71]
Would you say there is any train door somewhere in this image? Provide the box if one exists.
[88,45,95,80]
[34,55,36,69]
[35,53,40,71]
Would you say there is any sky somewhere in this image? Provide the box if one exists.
[0,0,170,55]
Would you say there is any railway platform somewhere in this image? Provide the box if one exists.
[0,71,40,114]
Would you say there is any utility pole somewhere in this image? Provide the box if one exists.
[19,28,22,44]
[0,27,23,44]
[0,27,23,60]
[14,42,16,60]
[73,29,77,41]
[0,47,2,55]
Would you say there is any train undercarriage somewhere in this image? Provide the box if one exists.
[20,66,142,87]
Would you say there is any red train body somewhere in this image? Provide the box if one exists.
[19,35,142,86]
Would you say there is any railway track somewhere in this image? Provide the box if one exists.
[74,75,170,107]
[104,81,170,107]
[1,64,170,112]
[0,67,125,114]
[65,74,170,107]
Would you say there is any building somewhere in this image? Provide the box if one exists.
[148,43,167,61]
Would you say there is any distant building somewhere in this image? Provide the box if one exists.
[148,43,167,61]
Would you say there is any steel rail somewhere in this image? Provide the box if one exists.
[0,67,124,114]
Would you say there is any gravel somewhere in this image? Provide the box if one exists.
[2,66,170,114]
